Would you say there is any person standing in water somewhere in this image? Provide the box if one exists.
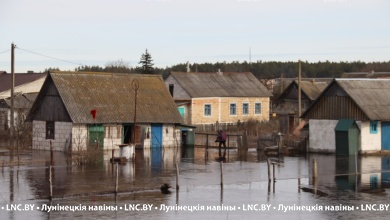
[217,129,227,157]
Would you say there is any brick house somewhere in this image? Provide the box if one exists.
[165,71,272,125]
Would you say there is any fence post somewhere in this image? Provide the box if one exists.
[115,163,119,195]
[176,163,180,191]
[220,161,223,187]
[312,159,318,194]
[272,162,276,182]
[49,165,53,200]
[267,159,271,182]
[206,134,209,150]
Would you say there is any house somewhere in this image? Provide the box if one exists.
[301,78,390,154]
[272,79,329,134]
[0,93,37,130]
[165,71,272,125]
[27,71,184,151]
[0,72,46,131]
[0,71,46,98]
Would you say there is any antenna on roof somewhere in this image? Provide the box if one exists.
[249,47,251,65]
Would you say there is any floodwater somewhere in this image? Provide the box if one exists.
[1,147,390,220]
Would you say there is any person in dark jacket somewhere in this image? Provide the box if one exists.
[217,129,227,157]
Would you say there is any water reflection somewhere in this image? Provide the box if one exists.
[309,154,390,194]
[3,148,390,219]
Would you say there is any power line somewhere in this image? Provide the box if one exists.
[16,47,84,66]
[0,49,11,55]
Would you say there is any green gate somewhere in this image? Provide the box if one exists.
[88,124,104,149]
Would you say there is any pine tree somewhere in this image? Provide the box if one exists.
[138,49,154,74]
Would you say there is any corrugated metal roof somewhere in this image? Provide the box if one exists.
[336,79,390,121]
[50,72,183,124]
[170,72,271,98]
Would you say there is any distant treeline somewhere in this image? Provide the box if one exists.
[49,60,390,80]
[168,60,390,79]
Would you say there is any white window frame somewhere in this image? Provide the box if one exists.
[204,104,212,116]
[230,103,237,116]
[242,102,249,115]
[254,102,262,115]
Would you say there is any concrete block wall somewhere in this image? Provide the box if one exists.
[360,121,382,153]
[309,119,338,153]
[32,120,72,151]
[103,124,122,150]
[162,124,181,148]
[71,124,88,151]
[142,124,181,148]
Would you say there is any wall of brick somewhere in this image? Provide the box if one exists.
[191,97,270,124]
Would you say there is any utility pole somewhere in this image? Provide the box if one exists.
[298,60,302,123]
[10,43,16,138]
[132,79,139,145]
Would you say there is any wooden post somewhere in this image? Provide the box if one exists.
[273,177,275,193]
[49,165,53,200]
[111,149,114,164]
[298,178,301,193]
[272,162,276,182]
[220,161,223,187]
[312,159,318,181]
[176,163,179,191]
[355,152,358,175]
[267,159,271,182]
[206,134,209,149]
[312,159,318,194]
[115,163,119,195]
[298,60,302,123]
[50,140,53,166]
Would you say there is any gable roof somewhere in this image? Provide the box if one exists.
[170,72,271,98]
[0,76,46,99]
[302,79,390,121]
[0,72,46,93]
[276,80,328,102]
[28,72,183,124]
[299,81,329,101]
[1,93,38,109]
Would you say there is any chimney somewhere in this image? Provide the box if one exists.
[217,69,223,75]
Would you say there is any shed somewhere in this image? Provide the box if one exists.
[334,119,360,156]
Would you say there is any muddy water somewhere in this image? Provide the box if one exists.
[1,148,390,219]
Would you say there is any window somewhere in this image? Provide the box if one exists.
[178,106,185,117]
[204,104,211,116]
[46,121,55,139]
[169,84,174,97]
[254,102,262,115]
[230,103,237,115]
[243,103,249,115]
[370,121,378,134]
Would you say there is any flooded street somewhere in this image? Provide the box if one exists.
[1,147,390,219]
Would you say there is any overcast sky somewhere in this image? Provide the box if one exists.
[0,0,389,72]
